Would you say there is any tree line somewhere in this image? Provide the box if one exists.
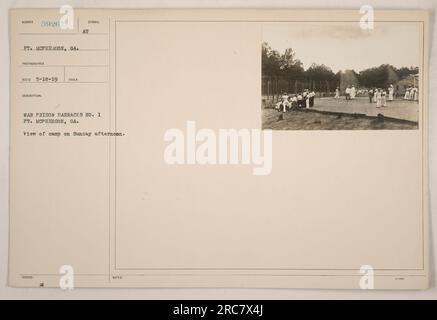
[262,42,419,94]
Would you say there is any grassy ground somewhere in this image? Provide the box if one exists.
[262,108,418,130]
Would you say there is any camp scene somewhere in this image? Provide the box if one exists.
[262,22,421,130]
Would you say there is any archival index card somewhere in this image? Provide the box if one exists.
[9,9,430,289]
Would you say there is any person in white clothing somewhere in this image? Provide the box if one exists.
[404,88,411,100]
[297,94,303,108]
[410,87,417,101]
[302,90,309,109]
[280,93,290,112]
[376,89,382,108]
[345,86,351,100]
[350,85,356,99]
[335,87,340,99]
[388,85,394,101]
[275,93,286,111]
[382,90,387,107]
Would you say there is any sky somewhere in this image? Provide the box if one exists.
[262,21,421,73]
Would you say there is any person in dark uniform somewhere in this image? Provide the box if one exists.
[368,88,374,103]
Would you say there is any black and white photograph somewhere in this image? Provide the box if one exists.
[262,22,422,130]
[2,3,436,301]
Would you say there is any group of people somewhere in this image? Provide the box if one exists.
[332,83,419,108]
[273,84,419,113]
[341,86,357,100]
[367,87,393,108]
[275,90,316,112]
[404,86,419,101]
[334,86,358,100]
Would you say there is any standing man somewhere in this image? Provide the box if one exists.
[303,90,310,109]
[404,87,411,100]
[350,85,356,99]
[382,90,387,107]
[414,88,419,101]
[368,88,374,103]
[335,87,340,99]
[376,89,382,108]
[388,85,394,102]
[345,86,351,100]
[297,92,303,108]
[310,91,315,107]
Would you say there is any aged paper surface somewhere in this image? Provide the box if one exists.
[9,9,429,289]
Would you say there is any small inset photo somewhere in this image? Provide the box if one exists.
[261,22,421,130]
